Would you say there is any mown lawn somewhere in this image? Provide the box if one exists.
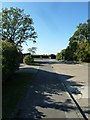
[2,72,34,118]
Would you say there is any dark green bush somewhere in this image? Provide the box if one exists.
[23,55,34,65]
[2,40,20,82]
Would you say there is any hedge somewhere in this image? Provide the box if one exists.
[2,40,20,82]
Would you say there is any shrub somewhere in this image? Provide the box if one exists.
[56,53,61,60]
[23,55,34,65]
[2,40,20,82]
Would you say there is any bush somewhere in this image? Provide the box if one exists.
[2,40,20,82]
[56,53,61,60]
[23,55,34,65]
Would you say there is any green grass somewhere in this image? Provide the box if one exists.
[2,72,34,118]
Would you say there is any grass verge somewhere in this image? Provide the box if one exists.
[2,72,34,118]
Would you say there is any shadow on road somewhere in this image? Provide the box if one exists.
[11,64,85,119]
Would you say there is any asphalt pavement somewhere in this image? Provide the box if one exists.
[52,61,89,120]
[11,61,84,119]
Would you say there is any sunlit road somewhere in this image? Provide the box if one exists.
[12,60,83,119]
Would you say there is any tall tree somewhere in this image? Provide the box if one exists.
[66,19,90,62]
[57,19,90,62]
[0,7,37,48]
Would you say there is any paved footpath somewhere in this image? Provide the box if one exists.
[52,62,90,119]
[11,63,84,119]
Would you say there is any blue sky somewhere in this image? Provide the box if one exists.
[2,2,88,55]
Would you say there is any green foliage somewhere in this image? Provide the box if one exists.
[57,19,90,62]
[64,46,74,61]
[1,7,38,81]
[56,53,61,60]
[65,45,77,61]
[2,40,20,81]
[68,20,90,62]
[23,55,34,65]
[28,47,37,55]
[75,39,90,62]
[0,7,37,48]
[56,49,66,60]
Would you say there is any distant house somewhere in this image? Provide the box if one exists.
[49,54,56,59]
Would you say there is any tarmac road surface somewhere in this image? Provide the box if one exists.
[11,61,84,119]
[52,61,89,119]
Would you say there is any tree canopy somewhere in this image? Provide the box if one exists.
[0,7,37,48]
[56,19,90,62]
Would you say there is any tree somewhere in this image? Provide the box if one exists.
[64,46,74,61]
[0,7,37,48]
[69,20,90,43]
[56,49,66,60]
[28,47,37,55]
[65,40,78,61]
[75,38,90,62]
[56,53,61,60]
[57,19,90,62]
[65,19,90,62]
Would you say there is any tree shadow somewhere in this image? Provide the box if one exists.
[58,74,84,95]
[10,65,85,119]
[35,60,81,65]
[84,110,90,114]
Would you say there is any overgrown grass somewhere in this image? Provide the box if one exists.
[2,72,34,118]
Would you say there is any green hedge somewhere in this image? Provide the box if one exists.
[23,55,34,65]
[2,40,20,82]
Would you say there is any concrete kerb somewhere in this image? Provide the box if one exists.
[51,64,88,120]
[62,81,88,120]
